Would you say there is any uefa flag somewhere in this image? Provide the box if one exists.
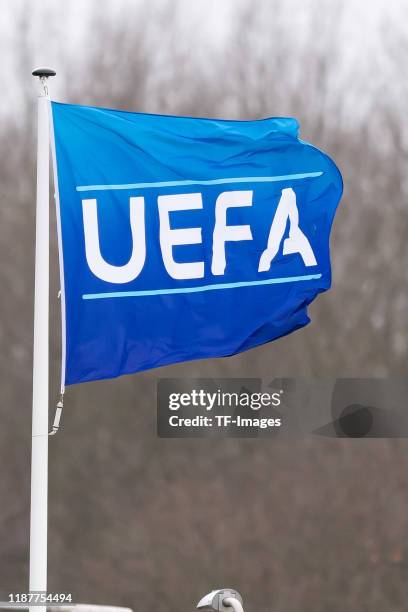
[50,102,342,387]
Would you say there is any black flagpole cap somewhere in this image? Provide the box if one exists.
[32,67,56,78]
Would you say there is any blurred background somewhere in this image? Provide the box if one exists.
[1,0,408,610]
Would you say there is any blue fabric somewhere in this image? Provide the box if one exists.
[51,101,343,385]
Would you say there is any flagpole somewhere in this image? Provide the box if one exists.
[30,67,55,612]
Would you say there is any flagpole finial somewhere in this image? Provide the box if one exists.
[32,67,56,97]
[32,67,56,78]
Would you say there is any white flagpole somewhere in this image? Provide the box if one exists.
[30,67,55,612]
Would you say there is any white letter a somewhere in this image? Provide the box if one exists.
[258,188,317,272]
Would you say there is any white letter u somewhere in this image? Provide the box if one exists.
[82,197,146,284]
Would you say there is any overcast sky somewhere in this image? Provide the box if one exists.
[2,0,407,121]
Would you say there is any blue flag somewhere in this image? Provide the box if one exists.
[50,102,342,387]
